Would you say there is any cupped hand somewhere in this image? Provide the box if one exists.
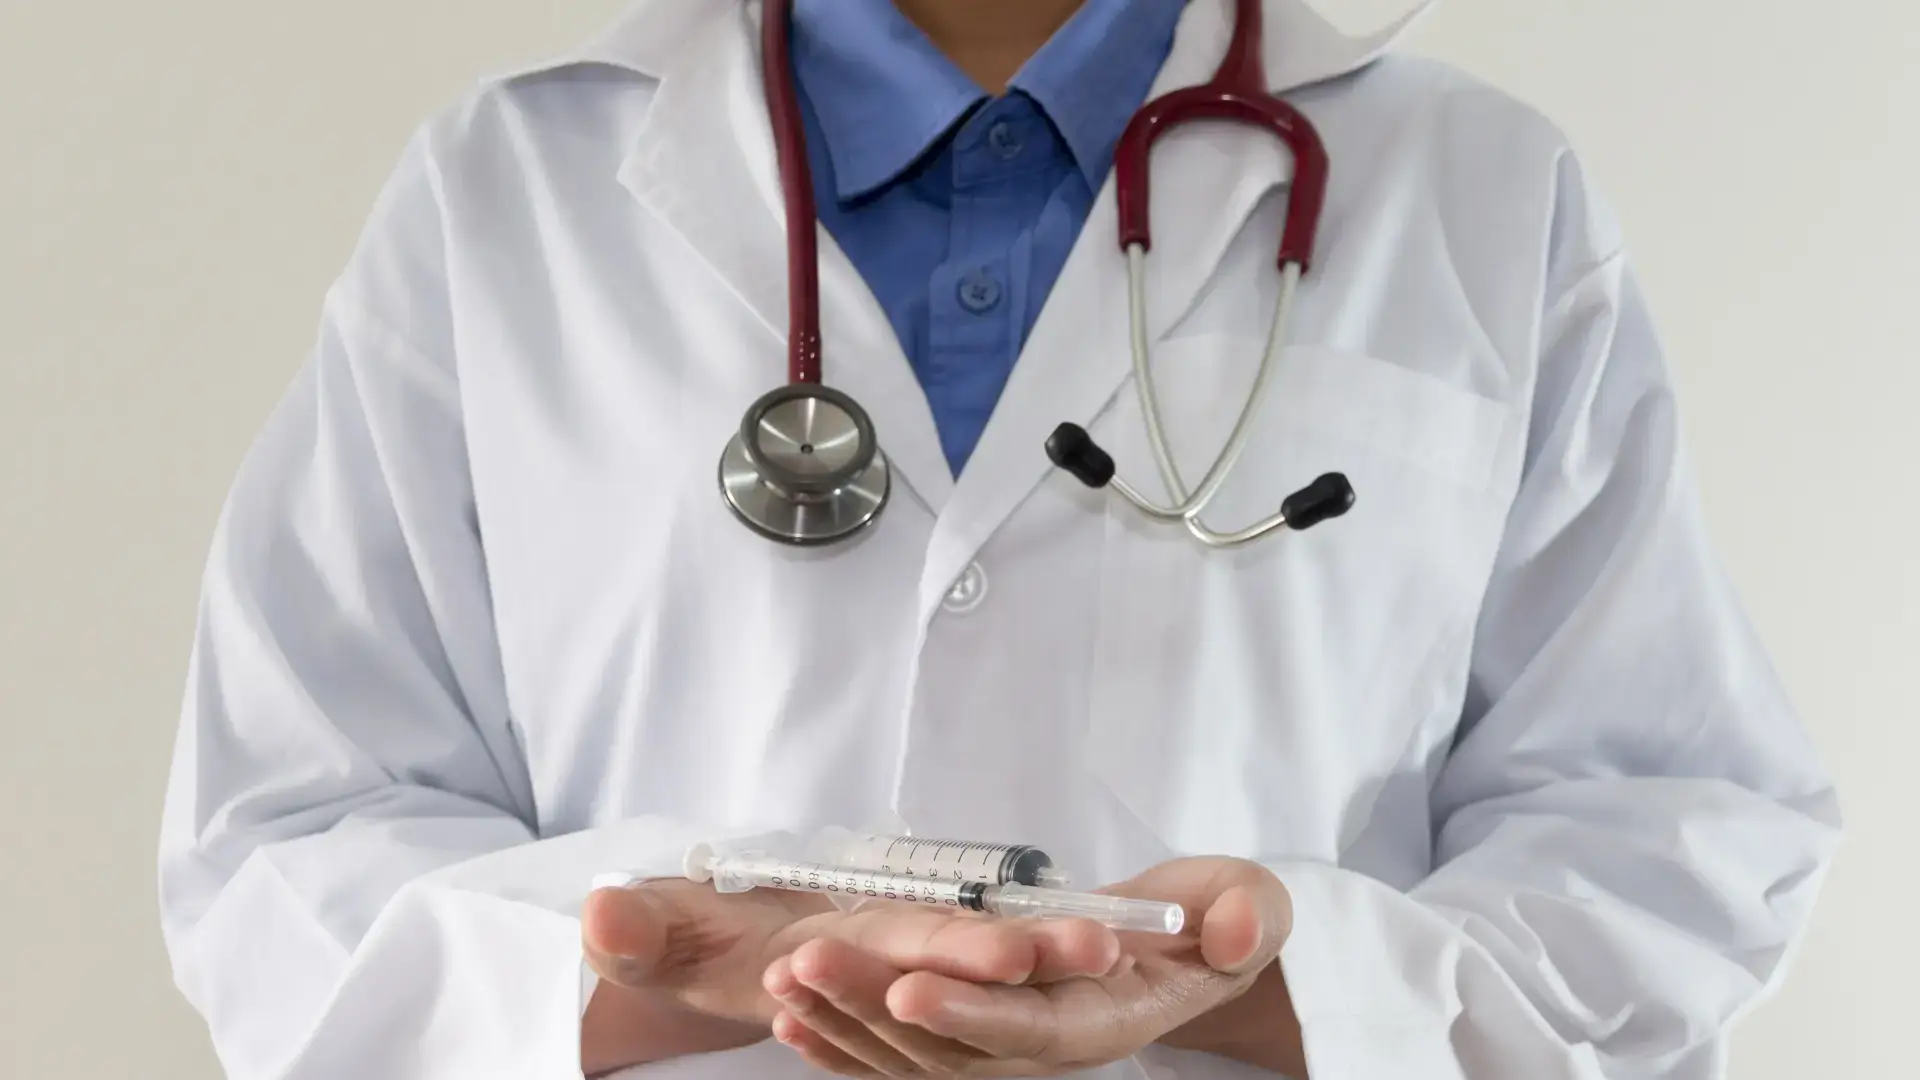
[761,857,1294,1077]
[578,878,1126,1073]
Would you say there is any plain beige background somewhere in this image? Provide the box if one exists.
[2,0,1913,1076]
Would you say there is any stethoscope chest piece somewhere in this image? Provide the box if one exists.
[719,383,891,546]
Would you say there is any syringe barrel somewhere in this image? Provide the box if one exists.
[802,829,1070,887]
[983,883,1185,935]
[708,855,972,907]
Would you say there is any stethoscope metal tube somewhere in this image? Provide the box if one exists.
[1044,0,1355,547]
[1045,255,1353,548]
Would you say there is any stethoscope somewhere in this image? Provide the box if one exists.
[720,0,1355,548]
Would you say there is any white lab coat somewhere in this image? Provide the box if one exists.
[156,0,1842,1077]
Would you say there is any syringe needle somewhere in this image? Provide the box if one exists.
[982,883,1185,935]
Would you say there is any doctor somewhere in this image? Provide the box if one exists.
[157,0,1841,1077]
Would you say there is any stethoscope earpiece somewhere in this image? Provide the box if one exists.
[1046,423,1356,542]
[1281,473,1356,531]
[1045,423,1117,489]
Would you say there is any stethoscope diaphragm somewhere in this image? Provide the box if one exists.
[718,383,891,546]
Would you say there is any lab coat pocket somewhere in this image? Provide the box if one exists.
[1081,336,1515,860]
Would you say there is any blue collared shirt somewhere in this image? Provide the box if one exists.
[790,0,1184,475]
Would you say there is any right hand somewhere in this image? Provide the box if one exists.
[579,880,1124,1072]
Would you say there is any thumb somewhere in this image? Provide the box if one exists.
[582,885,676,987]
[1196,879,1293,976]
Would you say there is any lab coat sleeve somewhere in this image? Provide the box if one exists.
[1264,162,1843,1078]
[156,133,719,1080]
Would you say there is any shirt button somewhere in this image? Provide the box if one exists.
[957,271,1002,314]
[987,121,1023,159]
[943,563,989,614]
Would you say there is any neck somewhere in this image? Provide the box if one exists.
[890,0,1088,93]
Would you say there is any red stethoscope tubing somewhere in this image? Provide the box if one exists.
[762,0,824,385]
[759,0,1329,387]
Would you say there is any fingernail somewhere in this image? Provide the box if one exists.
[791,958,841,994]
[608,956,651,983]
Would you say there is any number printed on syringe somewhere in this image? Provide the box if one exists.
[878,838,992,883]
[764,861,967,907]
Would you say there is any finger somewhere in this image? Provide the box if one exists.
[1024,917,1127,983]
[582,883,781,1005]
[1197,882,1284,975]
[839,908,1120,985]
[1102,858,1293,969]
[767,966,920,1077]
[885,970,1070,1063]
[772,1010,882,1078]
[581,887,675,987]
[786,939,984,1073]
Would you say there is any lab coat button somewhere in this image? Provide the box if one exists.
[943,563,989,614]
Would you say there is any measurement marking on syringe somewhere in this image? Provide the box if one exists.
[762,862,962,905]
[886,841,1006,871]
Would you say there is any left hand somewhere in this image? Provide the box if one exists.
[761,856,1294,1077]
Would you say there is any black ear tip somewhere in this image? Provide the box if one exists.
[1282,472,1356,530]
[1044,422,1088,465]
[1046,423,1116,489]
[1320,472,1356,509]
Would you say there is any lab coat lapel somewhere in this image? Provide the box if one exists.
[617,3,957,515]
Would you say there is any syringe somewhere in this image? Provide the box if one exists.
[697,853,1184,935]
[804,828,1073,888]
[686,827,1073,888]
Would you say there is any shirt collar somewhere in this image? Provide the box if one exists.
[790,0,1186,202]
[790,0,982,201]
[1012,0,1186,191]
